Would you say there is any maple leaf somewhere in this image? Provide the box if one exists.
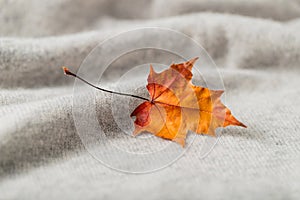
[130,58,246,146]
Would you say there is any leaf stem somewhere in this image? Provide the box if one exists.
[62,67,149,101]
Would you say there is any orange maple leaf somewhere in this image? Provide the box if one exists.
[130,58,246,146]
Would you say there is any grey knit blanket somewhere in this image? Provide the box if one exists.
[1,0,300,199]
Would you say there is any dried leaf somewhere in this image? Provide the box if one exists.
[131,58,246,146]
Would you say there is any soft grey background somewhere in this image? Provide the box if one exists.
[0,0,300,199]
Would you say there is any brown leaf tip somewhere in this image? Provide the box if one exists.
[239,122,247,128]
[188,57,199,64]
